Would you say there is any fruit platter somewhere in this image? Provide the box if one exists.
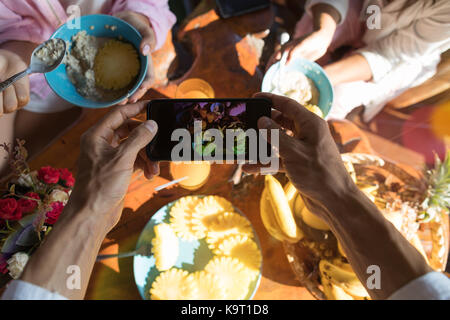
[260,152,450,300]
[134,195,262,300]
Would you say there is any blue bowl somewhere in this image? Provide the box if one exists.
[46,14,148,108]
[262,58,334,117]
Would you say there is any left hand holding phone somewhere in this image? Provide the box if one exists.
[70,101,159,234]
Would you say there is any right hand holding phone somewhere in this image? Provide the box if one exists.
[0,49,30,116]
[244,93,356,222]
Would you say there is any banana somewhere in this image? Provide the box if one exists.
[284,181,298,212]
[319,259,368,298]
[300,206,330,231]
[294,195,305,218]
[284,181,306,219]
[260,188,298,243]
[321,273,354,300]
[265,175,303,240]
[337,241,347,259]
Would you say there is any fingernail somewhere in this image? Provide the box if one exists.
[144,120,157,133]
[142,44,150,56]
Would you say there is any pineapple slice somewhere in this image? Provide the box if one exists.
[205,256,251,300]
[206,212,253,250]
[150,268,197,300]
[188,271,226,300]
[151,223,179,271]
[214,235,261,279]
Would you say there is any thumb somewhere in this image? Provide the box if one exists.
[119,120,158,157]
[139,25,156,56]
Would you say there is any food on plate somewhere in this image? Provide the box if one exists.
[187,271,227,300]
[300,206,330,231]
[64,31,140,101]
[35,38,65,66]
[191,196,235,233]
[305,104,324,118]
[151,223,179,271]
[204,256,251,299]
[259,153,447,300]
[264,175,303,240]
[215,234,261,278]
[319,259,369,299]
[206,211,254,250]
[272,71,319,105]
[150,268,196,300]
[169,196,205,241]
[148,195,262,300]
[260,188,299,242]
[94,39,140,90]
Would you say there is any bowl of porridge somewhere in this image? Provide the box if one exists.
[45,14,148,108]
[262,58,333,117]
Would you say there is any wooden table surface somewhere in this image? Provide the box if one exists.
[28,1,428,300]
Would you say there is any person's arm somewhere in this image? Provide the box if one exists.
[269,1,345,65]
[245,93,433,299]
[323,53,373,85]
[357,3,450,83]
[16,102,159,299]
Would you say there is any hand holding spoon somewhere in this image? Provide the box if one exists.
[0,38,66,93]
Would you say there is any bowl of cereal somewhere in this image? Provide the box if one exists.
[262,58,333,118]
[45,14,148,108]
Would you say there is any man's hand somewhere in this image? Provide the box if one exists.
[71,101,159,234]
[115,11,157,104]
[244,93,355,220]
[0,49,30,116]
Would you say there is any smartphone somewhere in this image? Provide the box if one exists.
[146,98,272,162]
[215,0,271,19]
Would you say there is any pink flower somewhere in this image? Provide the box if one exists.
[38,166,60,184]
[45,202,64,225]
[59,168,75,187]
[0,198,22,221]
[18,192,40,214]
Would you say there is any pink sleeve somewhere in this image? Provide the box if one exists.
[0,0,67,45]
[103,0,176,51]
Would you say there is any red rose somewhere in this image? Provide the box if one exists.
[0,198,22,220]
[45,201,64,225]
[38,166,60,184]
[18,192,40,214]
[59,168,75,187]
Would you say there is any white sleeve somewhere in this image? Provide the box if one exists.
[1,280,68,300]
[305,0,349,25]
[358,5,450,82]
[388,272,450,300]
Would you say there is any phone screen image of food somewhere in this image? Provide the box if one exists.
[173,101,249,160]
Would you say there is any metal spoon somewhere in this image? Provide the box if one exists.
[0,38,66,93]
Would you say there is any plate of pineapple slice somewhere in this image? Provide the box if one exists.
[133,195,262,300]
[260,152,449,300]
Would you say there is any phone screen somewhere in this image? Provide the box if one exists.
[147,98,272,162]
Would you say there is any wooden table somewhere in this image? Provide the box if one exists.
[28,1,429,300]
